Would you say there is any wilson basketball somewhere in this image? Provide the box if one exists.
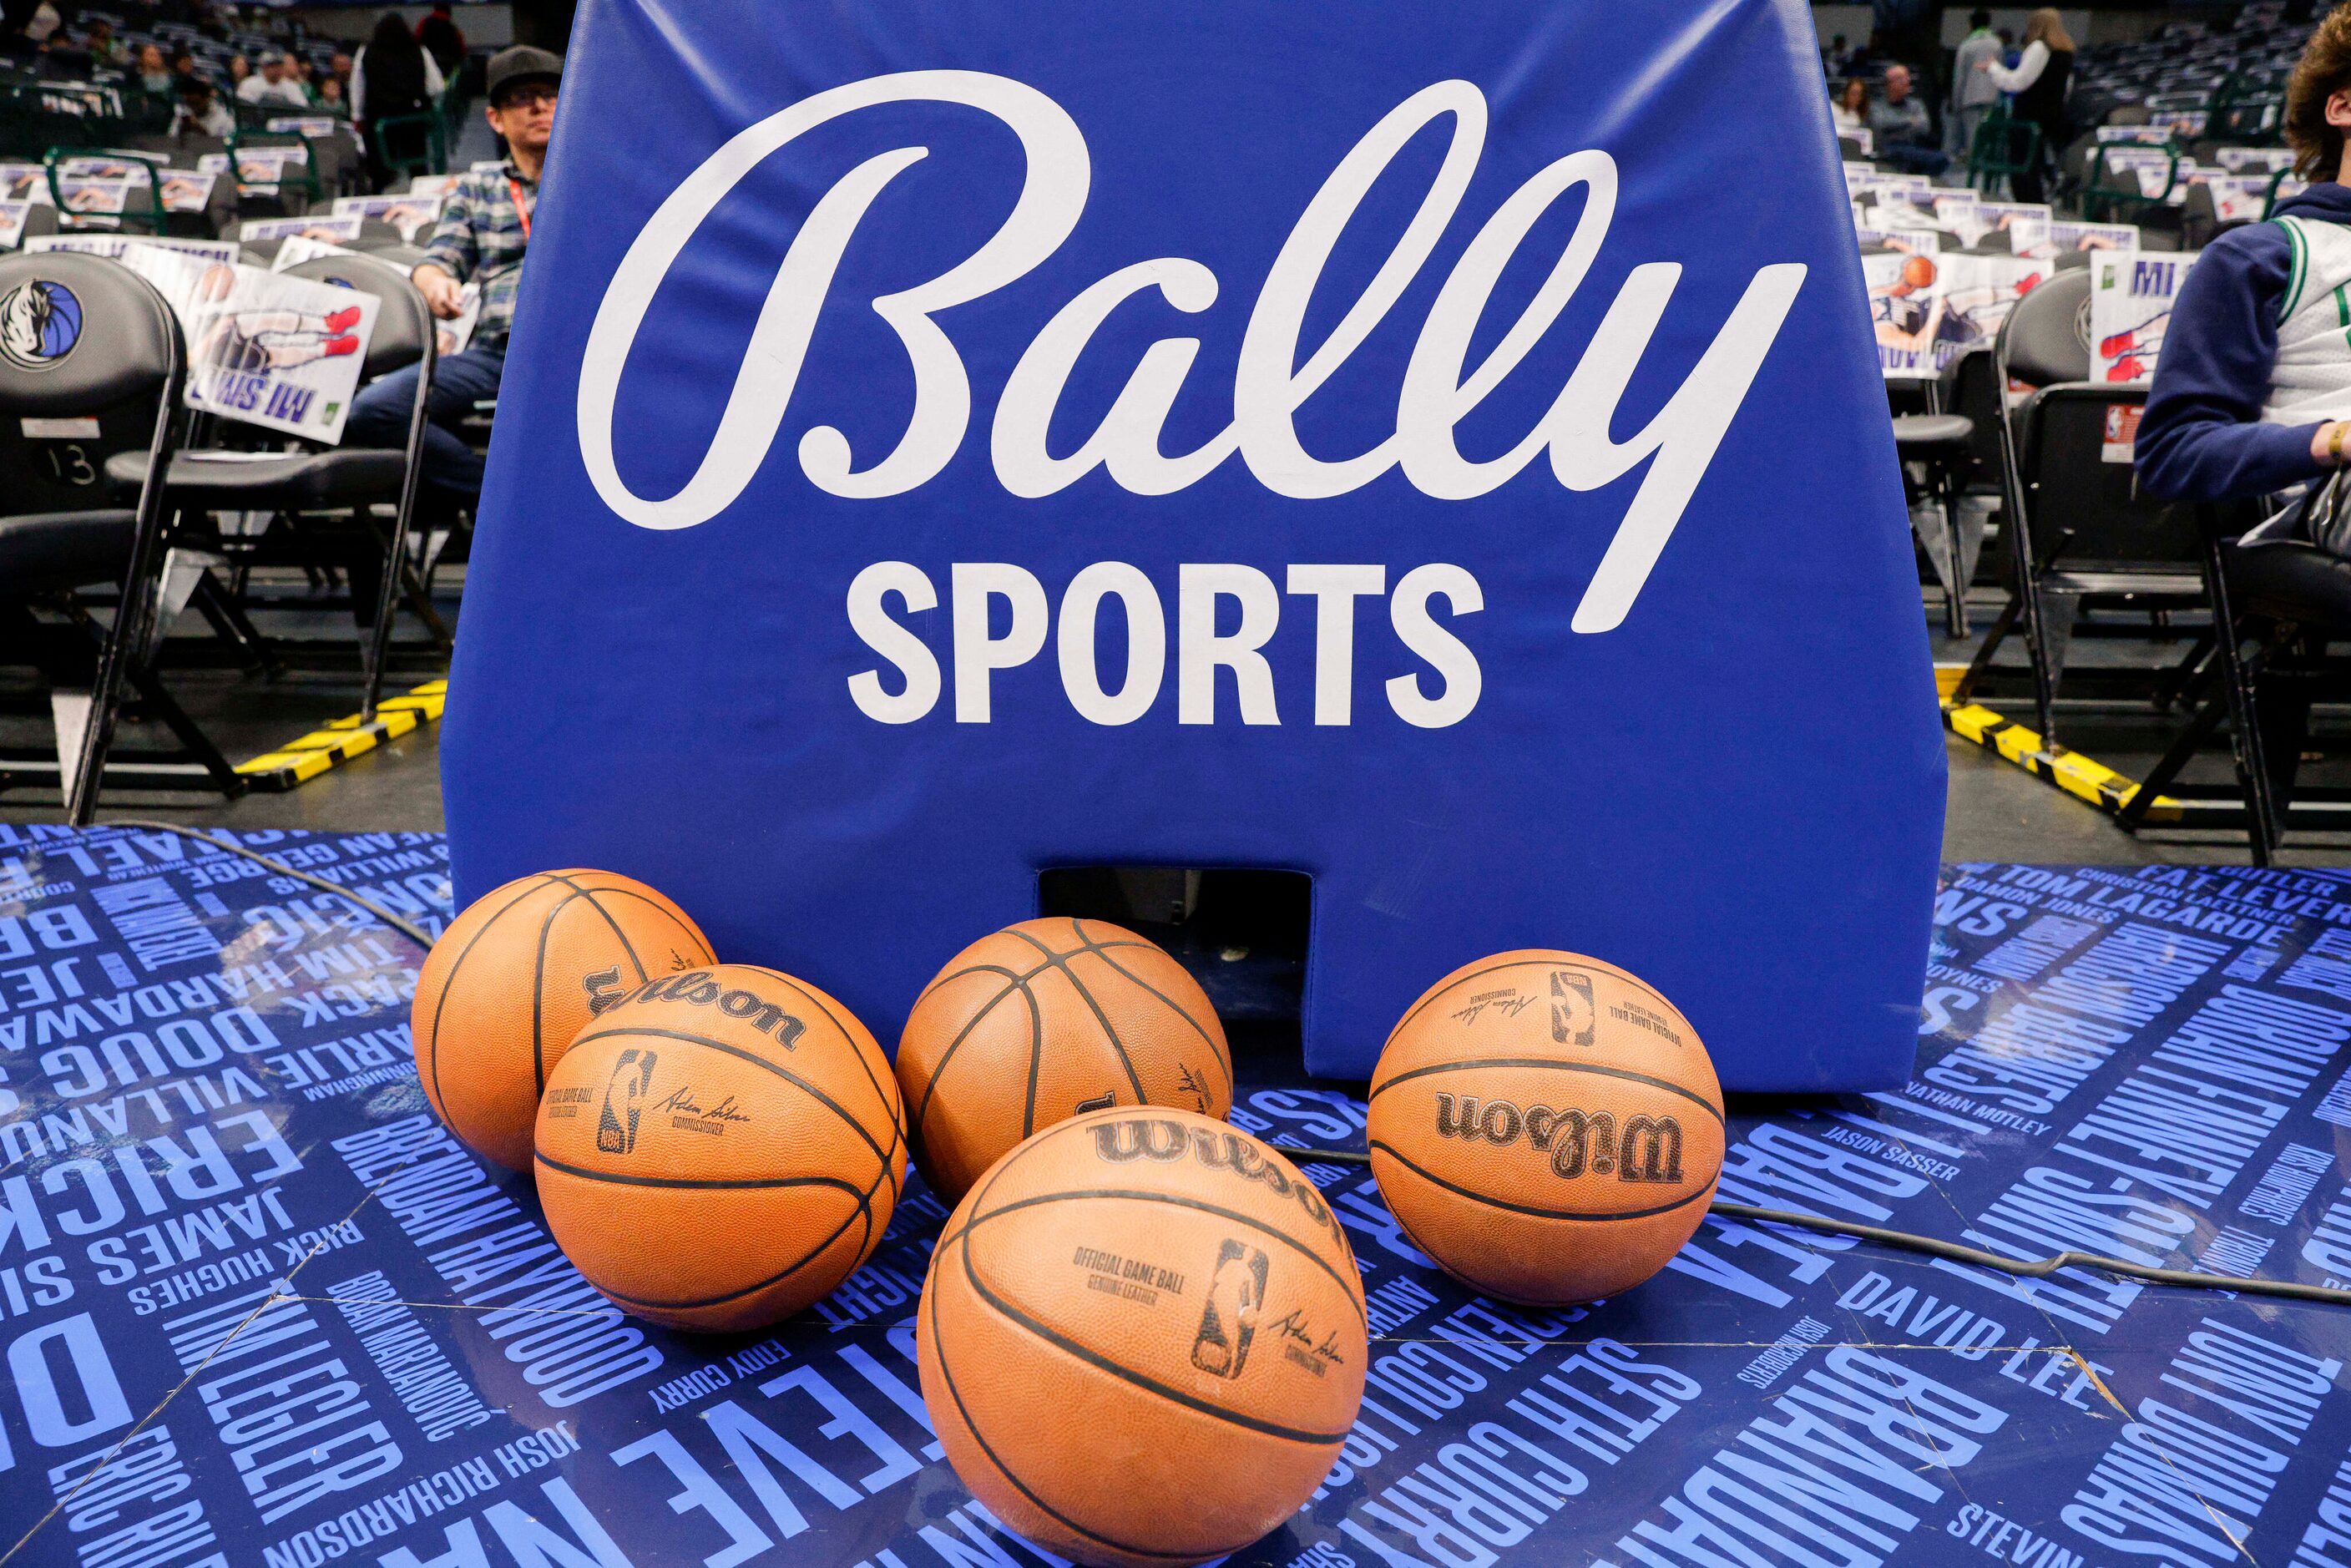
[412,869,715,1171]
[920,1107,1364,1568]
[896,918,1231,1203]
[533,964,904,1333]
[1366,950,1724,1306]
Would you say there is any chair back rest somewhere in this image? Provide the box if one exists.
[1995,264,2091,389]
[355,216,404,248]
[0,250,179,518]
[0,250,179,414]
[284,250,429,380]
[1945,343,2003,489]
[2021,387,2202,570]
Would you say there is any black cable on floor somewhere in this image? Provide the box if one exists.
[100,819,438,950]
[1290,1146,2351,1308]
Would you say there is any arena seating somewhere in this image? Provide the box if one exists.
[1828,1,2351,859]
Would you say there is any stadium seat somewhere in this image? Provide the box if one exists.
[0,250,242,821]
[101,250,437,719]
[1949,266,2205,746]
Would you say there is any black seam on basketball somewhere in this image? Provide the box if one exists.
[958,1187,1367,1328]
[536,871,660,996]
[958,1226,1351,1446]
[907,964,1042,1143]
[1076,926,1241,1100]
[527,887,588,1099]
[535,1151,862,1192]
[1022,953,1045,1139]
[537,1155,878,1309]
[566,1025,896,1170]
[736,964,907,1204]
[907,938,1170,1023]
[1384,958,1682,1048]
[1069,929,1231,1105]
[1377,1198,1511,1300]
[933,1108,1100,1254]
[1368,1141,1716,1222]
[1367,1058,1724,1125]
[1003,923,1150,1110]
[427,874,559,1125]
[926,1238,1225,1562]
[538,878,714,957]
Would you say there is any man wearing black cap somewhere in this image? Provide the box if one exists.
[346,44,562,508]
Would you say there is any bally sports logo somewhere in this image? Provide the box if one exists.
[579,69,1806,655]
[1433,1092,1684,1183]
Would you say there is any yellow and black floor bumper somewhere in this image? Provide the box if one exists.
[235,680,447,792]
[1941,697,2183,824]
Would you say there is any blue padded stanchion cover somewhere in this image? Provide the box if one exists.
[444,0,1940,1090]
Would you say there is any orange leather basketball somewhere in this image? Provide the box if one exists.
[1366,949,1724,1306]
[533,964,903,1333]
[919,1107,1364,1568]
[896,918,1231,1203]
[412,869,714,1171]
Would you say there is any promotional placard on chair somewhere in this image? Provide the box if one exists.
[445,0,1941,1090]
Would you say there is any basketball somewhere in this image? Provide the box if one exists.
[1365,950,1725,1306]
[533,964,904,1333]
[412,869,715,1171]
[896,918,1231,1203]
[1902,253,1936,287]
[919,1107,1364,1568]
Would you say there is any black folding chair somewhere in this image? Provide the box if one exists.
[1949,266,2206,746]
[104,249,437,717]
[2123,501,2351,865]
[0,250,243,821]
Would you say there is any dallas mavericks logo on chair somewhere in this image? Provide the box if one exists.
[0,279,83,372]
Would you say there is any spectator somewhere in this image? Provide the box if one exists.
[2140,2,2351,508]
[1949,9,2000,159]
[1868,63,1948,175]
[170,71,230,137]
[225,52,250,94]
[1825,33,1851,75]
[347,45,561,509]
[134,42,173,97]
[327,49,351,89]
[238,49,308,108]
[352,11,444,182]
[1832,77,1868,139]
[83,18,119,66]
[1978,9,2075,202]
[316,73,346,113]
[169,48,197,78]
[416,2,463,75]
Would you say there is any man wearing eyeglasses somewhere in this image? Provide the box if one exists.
[346,44,561,508]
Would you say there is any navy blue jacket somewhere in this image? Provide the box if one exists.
[2136,182,2351,502]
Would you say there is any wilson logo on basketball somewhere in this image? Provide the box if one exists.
[1433,1093,1683,1183]
[1191,1240,1267,1378]
[597,1047,659,1154]
[597,969,810,1046]
[1091,1116,1340,1239]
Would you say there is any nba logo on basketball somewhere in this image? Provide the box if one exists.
[1191,1240,1268,1378]
[1550,970,1595,1047]
[597,1048,659,1154]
